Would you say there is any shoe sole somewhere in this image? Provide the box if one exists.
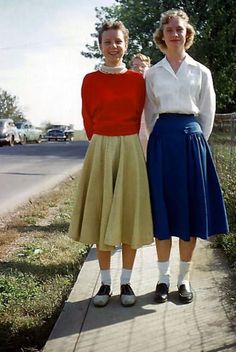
[154,295,168,303]
[120,295,136,307]
[179,295,193,304]
[178,295,193,304]
[93,300,110,307]
[93,295,112,307]
[120,300,136,307]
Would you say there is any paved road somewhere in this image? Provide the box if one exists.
[0,141,88,215]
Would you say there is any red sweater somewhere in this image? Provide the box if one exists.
[81,70,145,140]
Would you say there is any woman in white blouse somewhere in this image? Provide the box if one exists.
[145,9,229,304]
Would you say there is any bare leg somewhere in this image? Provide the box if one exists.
[96,247,111,270]
[155,238,172,261]
[122,243,136,269]
[179,237,197,261]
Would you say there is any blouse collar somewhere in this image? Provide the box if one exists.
[150,54,199,78]
[156,54,198,69]
[98,62,127,74]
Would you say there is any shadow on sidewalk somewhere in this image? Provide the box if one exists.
[49,292,158,338]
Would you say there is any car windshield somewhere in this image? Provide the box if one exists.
[15,122,23,128]
[49,130,63,134]
[0,121,5,127]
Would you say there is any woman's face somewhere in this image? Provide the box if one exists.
[100,29,127,67]
[162,16,187,52]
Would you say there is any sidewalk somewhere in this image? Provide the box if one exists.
[43,238,236,352]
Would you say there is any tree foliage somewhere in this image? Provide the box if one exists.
[0,89,24,121]
[82,0,236,112]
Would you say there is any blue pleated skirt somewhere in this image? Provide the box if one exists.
[147,113,229,241]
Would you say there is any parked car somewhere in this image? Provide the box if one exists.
[0,118,21,146]
[64,129,74,141]
[15,121,43,144]
[45,128,74,142]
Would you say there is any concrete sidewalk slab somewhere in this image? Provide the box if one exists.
[43,238,236,352]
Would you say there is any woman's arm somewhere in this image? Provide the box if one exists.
[198,68,216,140]
[81,76,93,140]
[144,74,158,135]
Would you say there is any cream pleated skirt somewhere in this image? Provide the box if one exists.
[68,134,153,251]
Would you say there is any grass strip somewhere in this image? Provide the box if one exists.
[210,137,236,270]
[0,174,89,352]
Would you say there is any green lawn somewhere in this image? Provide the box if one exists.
[0,175,89,352]
[210,131,236,270]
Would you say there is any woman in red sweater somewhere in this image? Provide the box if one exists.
[69,21,153,307]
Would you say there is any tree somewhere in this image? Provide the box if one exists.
[192,0,236,112]
[82,0,236,112]
[0,89,24,121]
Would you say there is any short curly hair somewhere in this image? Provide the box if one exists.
[98,21,129,46]
[130,53,151,67]
[153,9,195,53]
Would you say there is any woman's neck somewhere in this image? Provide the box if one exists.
[166,48,186,61]
[104,59,123,68]
[166,50,186,73]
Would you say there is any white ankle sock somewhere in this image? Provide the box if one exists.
[120,268,132,285]
[157,261,170,286]
[100,269,111,286]
[177,261,191,291]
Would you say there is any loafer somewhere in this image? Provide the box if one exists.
[120,284,136,307]
[155,283,169,303]
[178,284,193,304]
[93,284,111,307]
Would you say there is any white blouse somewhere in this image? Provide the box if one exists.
[144,54,216,140]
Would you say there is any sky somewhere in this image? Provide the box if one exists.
[0,0,115,129]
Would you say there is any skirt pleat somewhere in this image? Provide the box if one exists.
[147,114,229,240]
[69,134,153,250]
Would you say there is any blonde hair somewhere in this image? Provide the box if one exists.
[153,9,195,53]
[130,53,151,67]
[98,21,129,46]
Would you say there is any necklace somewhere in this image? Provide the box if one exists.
[98,63,127,74]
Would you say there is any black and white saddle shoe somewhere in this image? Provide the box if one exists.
[120,284,136,307]
[93,284,112,307]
